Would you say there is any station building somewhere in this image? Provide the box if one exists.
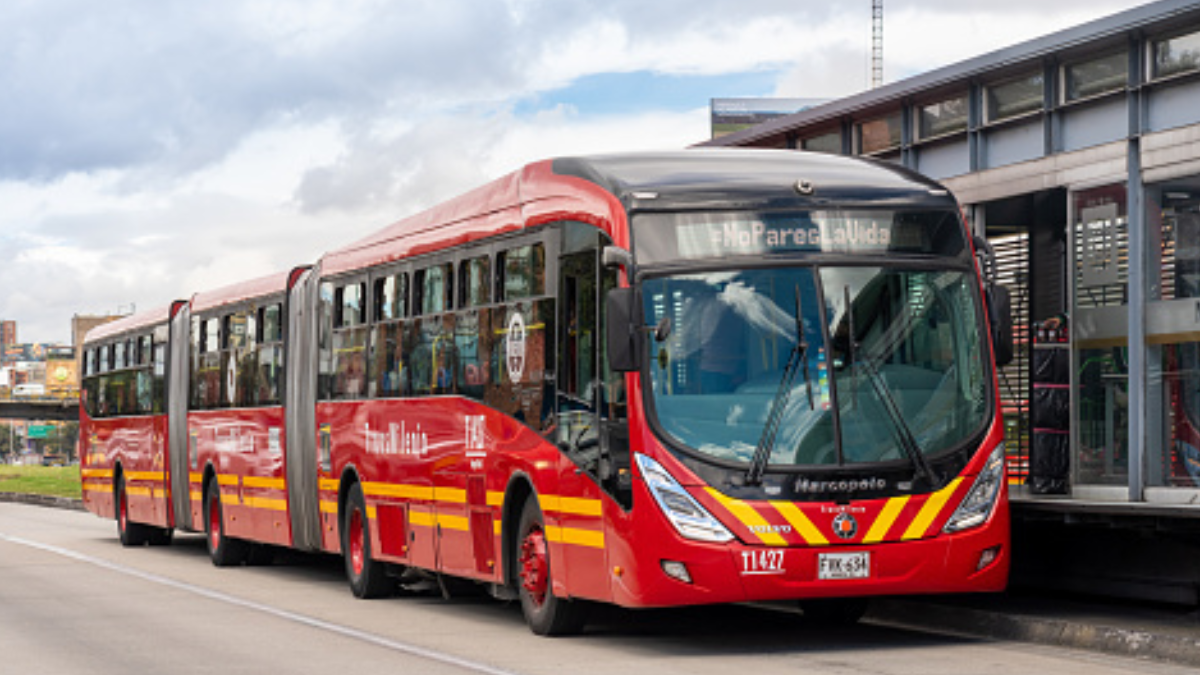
[703,0,1200,602]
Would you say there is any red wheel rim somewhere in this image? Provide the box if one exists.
[349,507,366,577]
[518,525,549,607]
[208,494,221,552]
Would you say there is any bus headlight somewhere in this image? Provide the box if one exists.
[636,454,734,543]
[943,445,1005,534]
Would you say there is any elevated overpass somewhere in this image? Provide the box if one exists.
[0,397,79,422]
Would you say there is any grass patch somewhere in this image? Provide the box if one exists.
[0,465,82,500]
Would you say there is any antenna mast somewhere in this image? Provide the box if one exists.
[871,0,883,89]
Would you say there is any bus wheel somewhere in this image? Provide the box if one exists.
[115,475,148,547]
[799,598,869,625]
[205,481,249,567]
[516,498,587,636]
[342,483,392,598]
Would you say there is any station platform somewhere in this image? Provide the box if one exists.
[870,591,1200,667]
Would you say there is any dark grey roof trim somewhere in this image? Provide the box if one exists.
[700,0,1200,148]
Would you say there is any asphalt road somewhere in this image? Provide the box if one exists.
[2,502,1195,675]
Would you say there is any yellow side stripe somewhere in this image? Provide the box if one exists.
[319,478,339,492]
[82,484,110,494]
[545,525,605,549]
[190,490,203,502]
[189,472,203,483]
[125,471,164,483]
[770,501,829,546]
[81,468,113,479]
[363,482,433,501]
[438,514,470,531]
[434,487,467,504]
[366,505,377,519]
[242,496,289,511]
[863,496,911,544]
[540,495,603,517]
[705,488,787,546]
[493,519,503,535]
[216,475,239,487]
[902,478,964,541]
[487,491,505,507]
[409,510,436,527]
[319,500,338,514]
[126,486,153,497]
[242,476,287,490]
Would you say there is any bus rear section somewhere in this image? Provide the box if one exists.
[79,309,176,547]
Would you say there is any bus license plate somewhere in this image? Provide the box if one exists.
[818,552,870,580]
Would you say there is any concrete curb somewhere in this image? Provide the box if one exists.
[0,492,84,511]
[869,599,1200,668]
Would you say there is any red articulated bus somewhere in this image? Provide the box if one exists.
[80,149,1012,634]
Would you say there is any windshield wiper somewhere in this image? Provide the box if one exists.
[841,285,938,487]
[746,285,811,485]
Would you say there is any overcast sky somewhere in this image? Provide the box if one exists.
[1,0,1151,343]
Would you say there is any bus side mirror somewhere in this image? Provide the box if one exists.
[988,284,1014,367]
[606,287,640,372]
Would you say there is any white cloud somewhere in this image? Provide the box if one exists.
[0,0,1154,342]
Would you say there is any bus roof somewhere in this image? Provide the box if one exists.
[83,305,175,345]
[551,149,952,210]
[319,149,953,278]
[190,270,293,314]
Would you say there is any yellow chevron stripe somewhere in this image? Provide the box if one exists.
[705,488,787,546]
[770,501,829,546]
[863,496,911,543]
[902,478,964,541]
[545,525,605,549]
[242,476,286,490]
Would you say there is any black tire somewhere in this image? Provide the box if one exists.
[516,498,588,636]
[115,474,149,547]
[799,598,870,625]
[205,480,249,567]
[342,483,392,598]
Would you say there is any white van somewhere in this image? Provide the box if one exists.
[13,383,46,397]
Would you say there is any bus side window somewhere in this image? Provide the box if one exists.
[333,281,368,399]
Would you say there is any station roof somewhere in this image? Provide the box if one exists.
[700,0,1200,149]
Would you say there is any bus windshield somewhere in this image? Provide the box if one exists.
[641,265,990,468]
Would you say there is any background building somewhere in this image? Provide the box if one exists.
[0,320,15,352]
[703,0,1200,604]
